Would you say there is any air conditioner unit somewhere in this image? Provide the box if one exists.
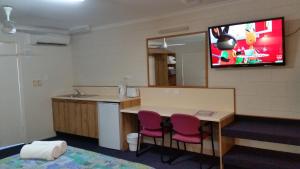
[30,34,70,46]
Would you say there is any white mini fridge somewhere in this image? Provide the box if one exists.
[98,102,121,150]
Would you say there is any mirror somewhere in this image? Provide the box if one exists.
[147,32,208,87]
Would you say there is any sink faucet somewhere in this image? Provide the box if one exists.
[73,88,82,96]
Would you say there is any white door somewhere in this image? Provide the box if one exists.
[0,43,24,147]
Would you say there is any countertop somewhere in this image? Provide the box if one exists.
[120,105,234,122]
[52,95,140,103]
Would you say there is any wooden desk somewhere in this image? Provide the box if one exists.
[120,105,235,169]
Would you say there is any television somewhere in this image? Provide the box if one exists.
[208,17,285,68]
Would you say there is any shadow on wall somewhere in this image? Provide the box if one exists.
[285,19,300,68]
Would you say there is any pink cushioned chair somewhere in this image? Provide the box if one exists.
[169,114,215,168]
[136,110,170,162]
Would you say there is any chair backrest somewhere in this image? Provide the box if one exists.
[171,114,201,136]
[138,110,162,130]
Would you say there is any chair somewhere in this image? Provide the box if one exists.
[136,110,170,162]
[169,114,215,168]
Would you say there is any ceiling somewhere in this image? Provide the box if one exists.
[0,0,234,31]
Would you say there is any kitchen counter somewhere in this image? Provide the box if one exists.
[51,94,140,139]
[52,95,139,103]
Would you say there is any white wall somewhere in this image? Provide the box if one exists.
[20,44,73,141]
[0,54,23,147]
[72,0,300,119]
[0,32,73,145]
[72,22,156,86]
[71,0,300,153]
[168,40,206,86]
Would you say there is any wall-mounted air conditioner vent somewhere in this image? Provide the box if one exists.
[30,34,70,46]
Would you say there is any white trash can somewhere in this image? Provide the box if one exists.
[127,133,138,151]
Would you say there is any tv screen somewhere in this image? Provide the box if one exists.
[208,17,285,68]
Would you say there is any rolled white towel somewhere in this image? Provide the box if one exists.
[20,144,60,161]
[32,141,67,156]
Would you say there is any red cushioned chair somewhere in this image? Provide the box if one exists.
[136,110,170,162]
[169,114,215,168]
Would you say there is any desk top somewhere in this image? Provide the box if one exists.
[120,105,234,122]
[52,95,139,103]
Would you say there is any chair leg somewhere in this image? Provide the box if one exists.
[200,159,203,169]
[170,135,172,149]
[200,142,203,154]
[168,140,182,164]
[154,137,157,145]
[161,135,166,162]
[167,133,173,163]
[136,136,156,157]
[200,142,203,169]
[184,143,186,151]
[210,123,215,157]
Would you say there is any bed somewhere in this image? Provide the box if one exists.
[0,146,154,169]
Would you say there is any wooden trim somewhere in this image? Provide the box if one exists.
[120,99,141,150]
[219,115,235,169]
[205,32,209,87]
[233,88,236,114]
[146,31,209,88]
[146,39,150,88]
[120,99,141,109]
[235,113,300,121]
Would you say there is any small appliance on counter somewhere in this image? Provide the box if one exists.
[118,84,126,98]
[126,87,139,98]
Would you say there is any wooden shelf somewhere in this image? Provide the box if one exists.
[222,115,300,146]
[224,145,300,169]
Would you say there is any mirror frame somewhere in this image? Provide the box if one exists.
[146,31,208,88]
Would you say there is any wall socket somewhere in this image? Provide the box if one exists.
[32,80,42,87]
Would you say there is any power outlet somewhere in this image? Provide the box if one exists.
[32,80,38,87]
[33,80,43,87]
[37,80,42,87]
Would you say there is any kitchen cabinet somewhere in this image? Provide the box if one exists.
[52,99,98,138]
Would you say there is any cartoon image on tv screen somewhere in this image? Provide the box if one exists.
[212,26,237,63]
[209,18,284,67]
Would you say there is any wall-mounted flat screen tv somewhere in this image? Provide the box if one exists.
[208,17,285,68]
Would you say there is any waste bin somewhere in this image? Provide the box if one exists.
[127,133,138,151]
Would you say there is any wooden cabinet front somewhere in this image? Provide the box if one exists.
[52,99,98,138]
